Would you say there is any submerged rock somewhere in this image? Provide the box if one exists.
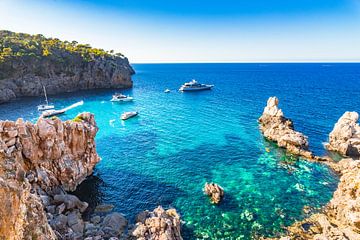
[325,111,360,157]
[204,182,224,204]
[129,206,183,240]
[0,112,100,239]
[259,97,315,159]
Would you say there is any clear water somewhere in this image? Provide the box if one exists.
[1,63,360,239]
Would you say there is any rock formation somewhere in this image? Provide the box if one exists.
[0,30,135,104]
[325,111,360,157]
[276,158,360,240]
[129,206,183,240]
[0,112,100,239]
[204,182,224,204]
[259,97,315,159]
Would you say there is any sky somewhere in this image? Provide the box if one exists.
[0,0,359,63]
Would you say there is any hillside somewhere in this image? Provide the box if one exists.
[0,30,135,103]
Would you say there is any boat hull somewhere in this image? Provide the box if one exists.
[179,86,213,91]
[121,112,138,120]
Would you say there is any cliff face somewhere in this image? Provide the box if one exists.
[0,30,135,103]
[0,56,134,103]
[0,113,100,239]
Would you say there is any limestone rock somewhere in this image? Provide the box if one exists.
[204,182,224,204]
[0,113,100,239]
[101,212,128,237]
[259,97,314,159]
[325,111,360,157]
[129,206,183,240]
[0,53,135,104]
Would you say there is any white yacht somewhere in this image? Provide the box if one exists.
[38,86,55,111]
[121,111,138,120]
[164,89,171,93]
[179,79,214,92]
[111,93,134,102]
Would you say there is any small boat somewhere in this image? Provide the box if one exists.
[38,86,54,111]
[111,93,134,102]
[41,100,84,118]
[41,109,65,118]
[179,79,214,92]
[121,111,138,120]
[164,89,171,93]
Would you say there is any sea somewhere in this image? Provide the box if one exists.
[1,63,360,239]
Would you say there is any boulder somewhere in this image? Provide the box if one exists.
[204,182,224,204]
[129,206,183,240]
[325,111,360,157]
[101,212,128,237]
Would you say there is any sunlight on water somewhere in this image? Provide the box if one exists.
[1,63,360,239]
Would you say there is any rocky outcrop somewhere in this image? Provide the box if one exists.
[278,158,360,240]
[325,111,360,157]
[204,182,224,204]
[0,112,100,239]
[0,56,134,103]
[259,97,316,159]
[129,206,183,240]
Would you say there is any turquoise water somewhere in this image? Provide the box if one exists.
[2,63,360,239]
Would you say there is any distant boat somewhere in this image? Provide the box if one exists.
[164,89,171,93]
[111,93,134,102]
[41,100,84,118]
[121,111,138,120]
[38,86,55,111]
[179,79,214,92]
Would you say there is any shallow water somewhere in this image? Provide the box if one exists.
[2,63,360,239]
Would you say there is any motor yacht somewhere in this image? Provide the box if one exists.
[111,93,134,102]
[179,79,214,92]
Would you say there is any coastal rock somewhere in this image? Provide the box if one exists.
[277,158,360,240]
[325,111,360,157]
[259,97,314,159]
[204,182,224,204]
[101,212,128,237]
[0,113,100,239]
[129,206,183,240]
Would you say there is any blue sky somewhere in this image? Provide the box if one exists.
[0,0,359,63]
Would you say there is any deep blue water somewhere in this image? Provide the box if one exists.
[1,63,360,239]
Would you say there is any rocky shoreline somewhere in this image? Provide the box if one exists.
[260,97,360,240]
[2,96,360,239]
[0,113,181,240]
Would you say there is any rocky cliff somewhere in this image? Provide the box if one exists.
[0,112,100,239]
[325,111,360,157]
[0,30,135,103]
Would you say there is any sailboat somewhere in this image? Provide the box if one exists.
[38,86,55,111]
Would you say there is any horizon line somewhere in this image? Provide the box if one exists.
[130,61,360,64]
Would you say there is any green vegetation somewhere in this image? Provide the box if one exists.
[72,115,86,123]
[0,30,124,79]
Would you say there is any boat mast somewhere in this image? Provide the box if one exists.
[43,86,49,105]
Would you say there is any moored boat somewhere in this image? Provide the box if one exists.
[179,79,214,91]
[111,93,134,102]
[41,109,66,118]
[121,111,138,120]
[38,86,55,111]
